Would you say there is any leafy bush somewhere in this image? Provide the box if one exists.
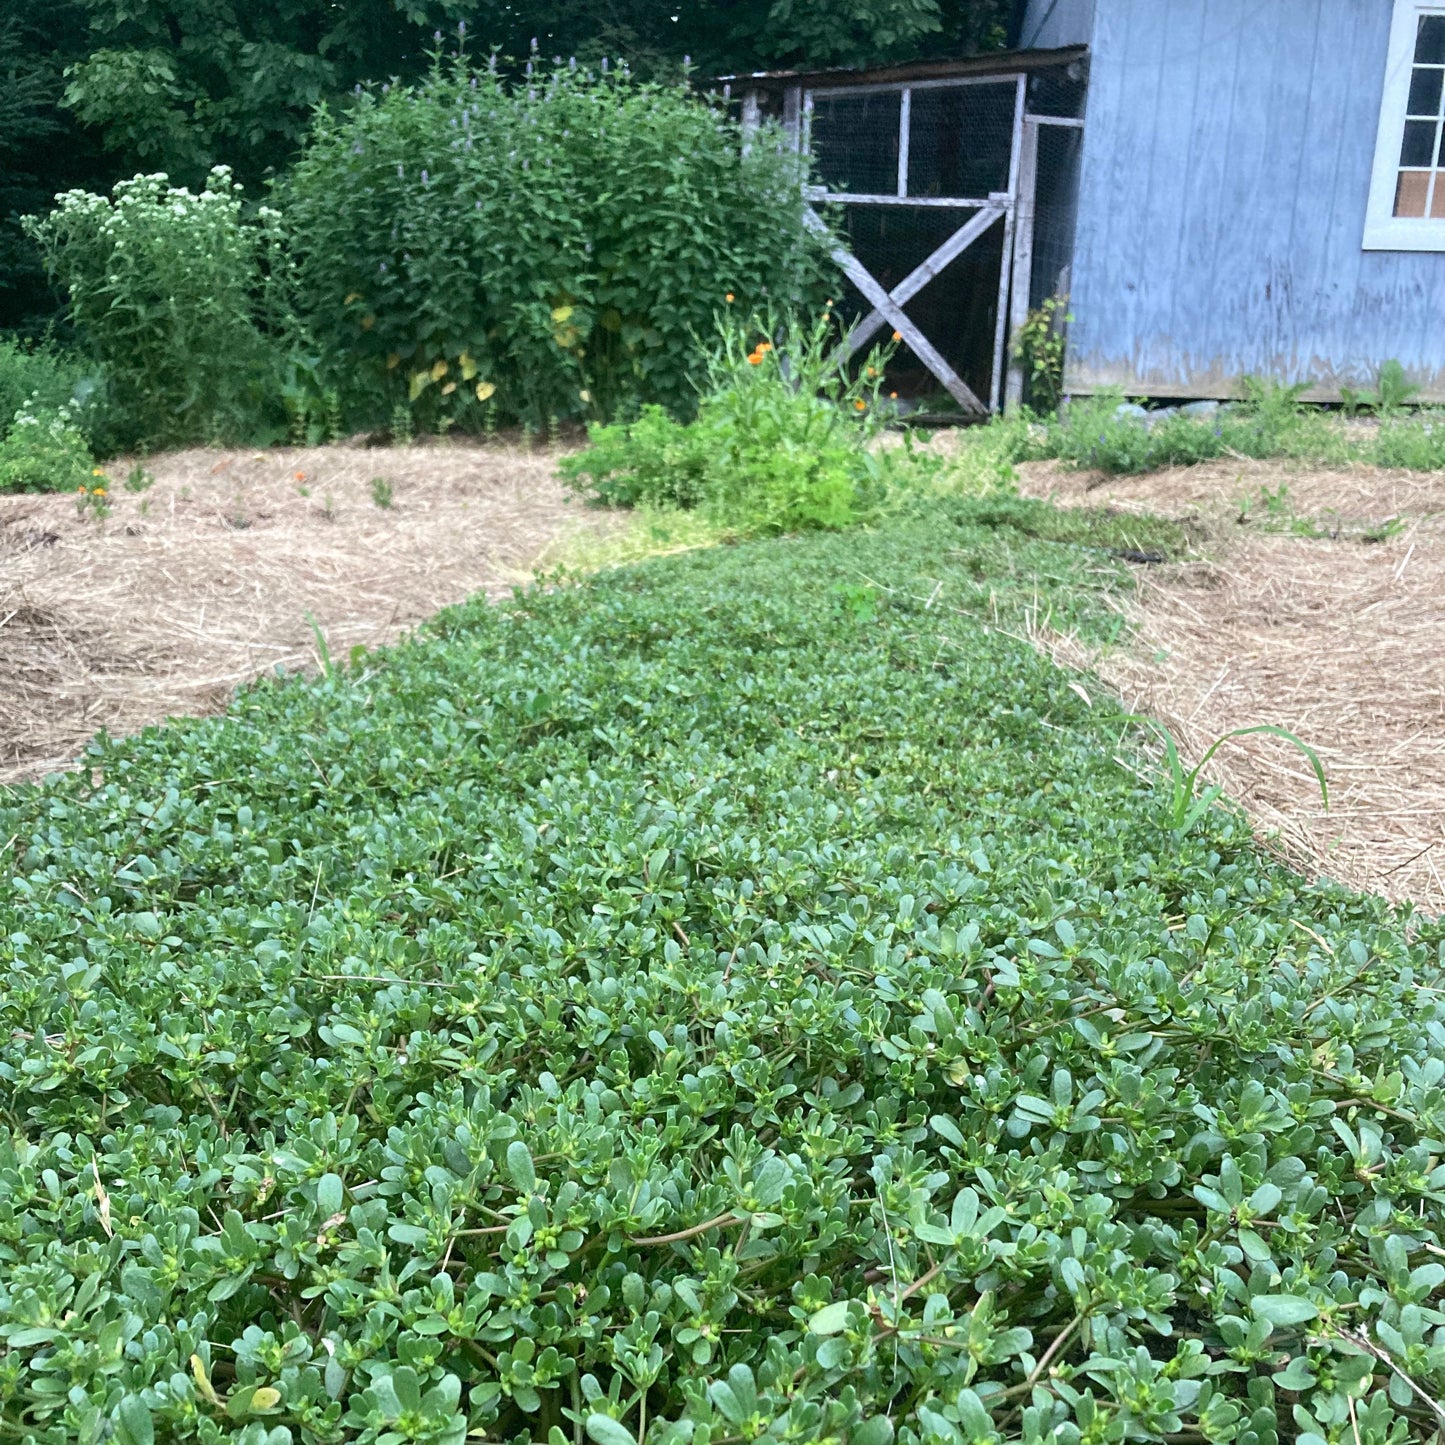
[1372,412,1445,470]
[562,310,902,533]
[1036,382,1357,476]
[1,501,1442,1445]
[282,59,829,433]
[0,399,97,492]
[23,168,284,449]
[0,338,91,438]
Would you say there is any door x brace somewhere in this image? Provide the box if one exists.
[804,203,1007,415]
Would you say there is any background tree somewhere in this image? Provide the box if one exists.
[3,0,1014,333]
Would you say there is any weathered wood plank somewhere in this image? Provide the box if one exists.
[1005,119,1041,411]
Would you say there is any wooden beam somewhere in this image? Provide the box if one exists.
[805,208,987,415]
[804,190,1001,208]
[1004,118,1040,412]
[741,89,761,155]
[841,204,1005,358]
[988,74,1027,413]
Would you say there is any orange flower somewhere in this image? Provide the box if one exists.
[889,391,898,399]
[747,352,763,365]
[725,292,735,303]
[757,341,773,353]
[294,470,307,482]
[92,487,107,497]
[891,330,902,342]
[854,399,867,411]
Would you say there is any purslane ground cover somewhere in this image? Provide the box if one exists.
[0,498,1442,1445]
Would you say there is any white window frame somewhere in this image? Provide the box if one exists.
[1364,0,1445,250]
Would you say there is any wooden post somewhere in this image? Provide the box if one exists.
[897,88,911,198]
[783,86,803,151]
[741,89,760,155]
[1005,118,1041,412]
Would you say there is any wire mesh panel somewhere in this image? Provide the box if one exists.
[810,91,901,196]
[906,83,1018,199]
[830,206,1004,408]
[1031,123,1084,309]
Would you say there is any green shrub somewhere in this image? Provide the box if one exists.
[1040,382,1352,475]
[0,399,96,492]
[1372,412,1445,470]
[0,338,91,438]
[23,168,283,449]
[562,309,901,533]
[0,502,1441,1445]
[282,59,829,433]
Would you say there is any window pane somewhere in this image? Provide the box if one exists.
[1407,65,1444,116]
[1395,169,1431,216]
[809,91,901,196]
[1417,15,1445,64]
[1400,118,1438,165]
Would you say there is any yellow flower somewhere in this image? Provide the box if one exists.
[725,292,735,303]
[889,391,898,399]
[92,467,106,476]
[92,487,107,496]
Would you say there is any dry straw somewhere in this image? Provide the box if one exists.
[1021,456,1445,916]
[0,439,626,785]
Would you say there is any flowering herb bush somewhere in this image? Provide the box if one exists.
[0,501,1442,1445]
[0,400,96,492]
[561,308,905,533]
[24,169,284,449]
[282,58,830,432]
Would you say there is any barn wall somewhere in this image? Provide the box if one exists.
[1017,0,1097,50]
[1066,0,1445,401]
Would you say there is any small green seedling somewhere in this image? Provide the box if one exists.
[1125,716,1328,833]
[124,463,154,493]
[370,477,394,509]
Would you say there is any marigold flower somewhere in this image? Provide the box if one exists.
[891,330,902,342]
[92,467,106,476]
[854,399,867,411]
[757,341,772,353]
[725,292,735,303]
[746,352,763,365]
[92,487,107,496]
[295,470,307,481]
[890,391,898,399]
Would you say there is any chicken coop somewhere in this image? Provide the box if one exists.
[732,47,1088,414]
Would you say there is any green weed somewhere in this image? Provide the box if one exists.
[0,501,1436,1445]
[369,476,394,509]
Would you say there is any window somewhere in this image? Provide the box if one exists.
[1365,0,1445,249]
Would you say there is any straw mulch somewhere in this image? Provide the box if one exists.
[1019,457,1445,916]
[0,440,623,785]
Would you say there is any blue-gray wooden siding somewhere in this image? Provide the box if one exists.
[1023,0,1445,400]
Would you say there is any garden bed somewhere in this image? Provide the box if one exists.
[1019,456,1445,914]
[0,439,624,783]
